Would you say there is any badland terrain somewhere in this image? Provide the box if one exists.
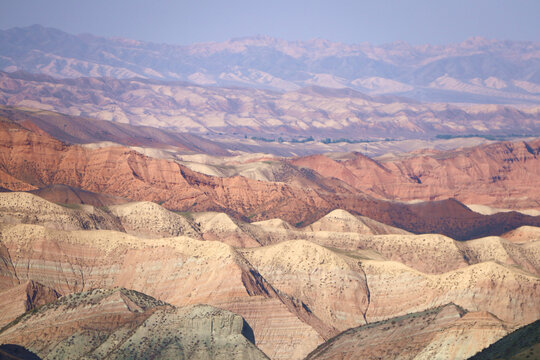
[0,25,539,359]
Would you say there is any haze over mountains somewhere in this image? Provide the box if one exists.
[0,23,539,360]
[1,25,540,104]
[1,26,540,140]
[2,71,540,139]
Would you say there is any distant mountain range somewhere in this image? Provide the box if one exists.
[2,71,539,139]
[1,25,540,104]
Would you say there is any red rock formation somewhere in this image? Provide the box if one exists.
[0,281,60,327]
[1,118,539,240]
[291,139,540,210]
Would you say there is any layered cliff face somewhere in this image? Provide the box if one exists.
[305,304,514,360]
[1,204,539,359]
[0,223,327,360]
[240,240,371,332]
[1,119,540,240]
[239,239,540,328]
[3,192,538,277]
[290,139,540,211]
[0,281,59,328]
[362,260,539,325]
[0,288,269,360]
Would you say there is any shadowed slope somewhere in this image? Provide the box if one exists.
[469,319,540,360]
[29,184,129,207]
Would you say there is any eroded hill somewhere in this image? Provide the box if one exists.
[0,288,269,360]
[1,119,539,240]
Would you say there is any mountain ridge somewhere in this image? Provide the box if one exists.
[2,25,540,104]
[1,118,540,239]
[2,71,539,139]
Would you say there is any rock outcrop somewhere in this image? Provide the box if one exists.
[0,224,325,360]
[0,288,269,360]
[0,281,59,328]
[305,304,513,360]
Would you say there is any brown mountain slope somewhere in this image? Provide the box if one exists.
[283,230,540,277]
[0,288,269,360]
[0,195,538,359]
[501,226,540,243]
[362,259,539,325]
[0,191,124,232]
[304,304,513,360]
[107,201,202,240]
[291,139,540,210]
[302,208,410,235]
[29,184,129,207]
[0,105,229,155]
[0,281,59,328]
[240,240,371,332]
[239,240,540,327]
[1,118,540,240]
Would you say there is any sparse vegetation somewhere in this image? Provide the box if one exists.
[56,203,84,210]
[174,210,194,221]
[321,137,381,144]
[435,133,538,141]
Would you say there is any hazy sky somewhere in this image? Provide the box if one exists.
[1,0,539,45]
